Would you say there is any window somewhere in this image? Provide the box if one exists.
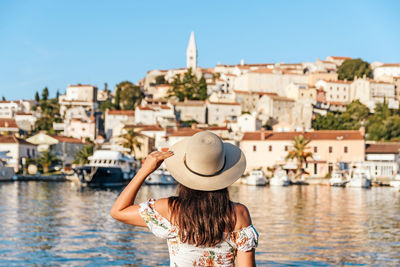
[284,145,288,151]
[253,145,257,152]
[268,145,272,152]
[314,163,318,175]
[329,146,332,153]
[344,146,348,153]
[314,146,317,153]
[337,87,339,91]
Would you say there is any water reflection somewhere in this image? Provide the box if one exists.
[0,182,399,266]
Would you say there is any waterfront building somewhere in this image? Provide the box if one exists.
[230,113,262,133]
[240,128,365,177]
[315,79,351,104]
[308,72,338,87]
[364,142,400,179]
[0,100,36,118]
[59,84,98,115]
[173,100,206,124]
[63,117,96,141]
[104,110,135,139]
[0,135,37,171]
[122,124,165,149]
[166,126,231,146]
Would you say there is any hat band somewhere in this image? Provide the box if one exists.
[183,154,226,177]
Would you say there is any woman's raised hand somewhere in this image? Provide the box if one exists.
[141,150,174,174]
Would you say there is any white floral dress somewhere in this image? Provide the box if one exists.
[139,199,258,267]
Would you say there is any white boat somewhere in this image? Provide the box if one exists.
[329,170,348,187]
[71,150,136,187]
[241,170,268,186]
[0,151,15,181]
[270,167,291,186]
[390,173,400,188]
[145,164,176,185]
[346,167,372,188]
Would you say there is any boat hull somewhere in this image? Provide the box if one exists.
[72,166,132,187]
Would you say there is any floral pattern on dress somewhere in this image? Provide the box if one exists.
[139,199,259,267]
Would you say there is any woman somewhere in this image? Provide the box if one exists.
[110,131,258,266]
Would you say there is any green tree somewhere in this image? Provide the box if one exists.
[114,86,121,110]
[117,81,144,110]
[56,89,60,100]
[1,96,5,101]
[169,68,208,101]
[155,75,166,85]
[74,144,94,165]
[120,130,142,156]
[37,151,59,173]
[35,91,40,102]
[42,87,49,101]
[337,58,372,81]
[285,135,313,179]
[99,99,114,112]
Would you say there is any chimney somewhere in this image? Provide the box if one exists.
[240,59,244,66]
[261,128,266,140]
[359,126,365,137]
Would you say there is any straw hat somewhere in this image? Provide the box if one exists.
[165,131,246,191]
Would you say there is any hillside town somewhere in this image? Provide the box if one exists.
[1,32,400,180]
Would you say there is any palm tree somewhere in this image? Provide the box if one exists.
[120,130,142,156]
[37,151,59,174]
[285,135,313,179]
[74,144,94,165]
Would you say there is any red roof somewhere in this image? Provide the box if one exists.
[138,106,154,111]
[15,112,33,116]
[378,63,400,68]
[0,118,19,129]
[250,68,274,74]
[234,90,278,96]
[49,135,84,144]
[174,100,205,106]
[366,143,400,154]
[0,135,35,145]
[167,128,204,137]
[107,110,135,116]
[124,124,164,131]
[328,56,351,60]
[242,130,364,141]
[208,101,241,106]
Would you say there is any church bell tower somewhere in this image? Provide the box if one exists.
[186,31,197,70]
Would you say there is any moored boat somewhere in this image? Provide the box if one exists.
[0,151,15,181]
[346,166,372,188]
[390,173,400,188]
[241,170,268,186]
[270,167,291,186]
[329,170,348,187]
[145,164,176,185]
[71,150,136,187]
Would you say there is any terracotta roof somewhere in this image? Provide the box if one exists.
[224,73,237,77]
[242,130,364,141]
[138,106,154,111]
[107,110,135,116]
[328,56,351,60]
[49,135,84,144]
[174,100,205,106]
[15,112,33,116]
[124,124,164,131]
[234,90,278,96]
[250,68,274,74]
[0,100,18,104]
[208,101,241,106]
[68,84,96,88]
[160,105,171,110]
[167,127,203,137]
[378,63,400,68]
[0,118,19,129]
[201,126,229,131]
[321,79,351,84]
[0,135,36,145]
[366,143,400,154]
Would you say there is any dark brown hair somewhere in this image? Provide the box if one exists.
[168,184,236,247]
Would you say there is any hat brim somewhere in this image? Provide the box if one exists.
[164,138,246,191]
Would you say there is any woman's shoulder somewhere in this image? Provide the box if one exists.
[154,198,172,221]
[232,202,252,231]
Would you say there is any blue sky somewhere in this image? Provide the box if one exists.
[0,0,399,99]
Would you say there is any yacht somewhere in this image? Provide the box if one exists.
[241,170,268,186]
[329,170,348,187]
[270,167,291,186]
[145,164,176,185]
[0,151,15,181]
[346,166,372,188]
[71,150,136,187]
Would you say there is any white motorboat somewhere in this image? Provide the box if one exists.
[71,150,136,187]
[241,170,268,186]
[0,151,15,181]
[270,167,291,186]
[145,164,176,185]
[329,170,348,187]
[390,173,400,188]
[346,167,372,188]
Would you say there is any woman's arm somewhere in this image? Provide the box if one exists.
[235,203,257,266]
[237,250,256,267]
[110,150,173,226]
